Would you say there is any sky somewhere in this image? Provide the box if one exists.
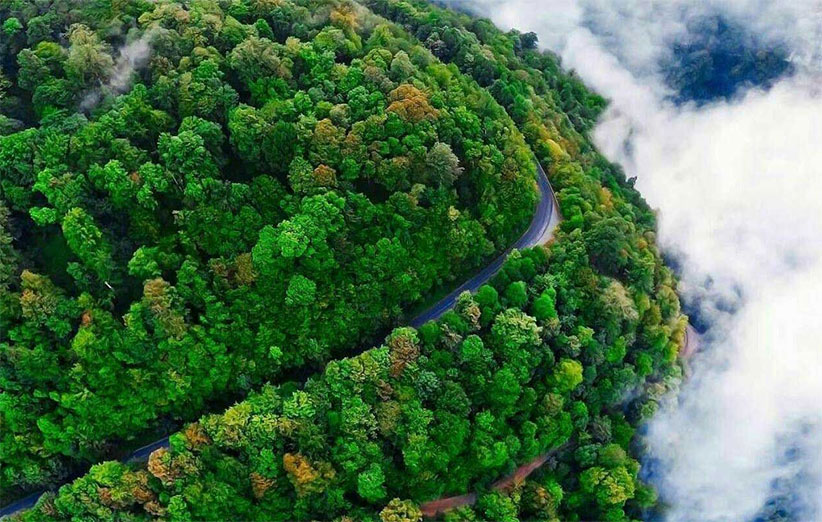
[447,0,822,519]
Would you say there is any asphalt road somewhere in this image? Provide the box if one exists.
[0,160,560,519]
[1,160,701,519]
[0,436,174,518]
[114,325,697,522]
[410,160,561,328]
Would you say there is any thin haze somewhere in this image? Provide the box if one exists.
[449,0,822,519]
[81,28,155,110]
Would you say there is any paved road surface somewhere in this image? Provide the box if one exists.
[410,161,560,328]
[0,159,700,519]
[0,160,559,519]
[0,436,172,518]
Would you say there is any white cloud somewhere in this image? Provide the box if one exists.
[449,0,822,519]
[629,82,822,520]
[109,32,154,93]
[81,29,156,111]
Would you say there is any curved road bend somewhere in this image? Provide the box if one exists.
[0,161,560,519]
[0,162,700,519]
[410,161,561,328]
[110,323,696,522]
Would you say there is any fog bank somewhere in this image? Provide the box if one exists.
[449,1,822,519]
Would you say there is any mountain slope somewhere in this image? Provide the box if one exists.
[0,0,538,499]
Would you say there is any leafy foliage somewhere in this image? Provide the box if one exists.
[18,247,682,521]
[0,0,538,497]
[1,0,688,519]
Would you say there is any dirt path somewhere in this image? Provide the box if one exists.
[420,451,556,518]
[419,325,700,518]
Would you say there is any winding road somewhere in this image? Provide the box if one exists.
[0,160,560,519]
[0,160,693,519]
[410,161,561,327]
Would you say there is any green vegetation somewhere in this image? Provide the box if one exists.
[0,0,539,498]
[665,14,793,104]
[18,246,683,521]
[362,0,661,246]
[2,0,687,518]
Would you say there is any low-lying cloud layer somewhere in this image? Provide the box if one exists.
[450,0,822,519]
[625,82,822,520]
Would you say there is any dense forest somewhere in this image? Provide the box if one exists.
[0,0,539,499]
[1,0,688,519]
[18,245,683,521]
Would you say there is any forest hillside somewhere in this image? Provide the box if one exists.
[0,0,686,519]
